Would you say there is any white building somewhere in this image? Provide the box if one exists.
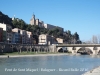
[0,23,12,43]
[38,20,44,28]
[30,14,36,25]
[38,34,57,45]
[56,38,63,44]
[44,23,63,32]
[20,30,27,44]
[12,28,32,44]
[26,31,32,44]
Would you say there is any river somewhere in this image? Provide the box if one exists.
[0,55,100,75]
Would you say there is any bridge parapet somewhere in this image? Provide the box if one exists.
[57,44,100,47]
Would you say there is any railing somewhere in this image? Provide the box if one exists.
[56,44,100,47]
[58,44,100,45]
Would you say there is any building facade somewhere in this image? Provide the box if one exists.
[44,23,63,32]
[38,34,57,45]
[26,31,32,44]
[30,14,64,32]
[30,14,36,25]
[0,23,12,43]
[56,38,63,44]
[12,28,27,44]
[12,28,21,43]
[12,28,33,44]
[12,32,20,43]
[30,14,44,28]
[38,21,44,28]
[20,30,27,44]
[0,28,3,42]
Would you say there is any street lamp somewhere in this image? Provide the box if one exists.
[7,38,9,44]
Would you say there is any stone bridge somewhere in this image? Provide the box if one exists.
[56,44,100,55]
[1,43,100,55]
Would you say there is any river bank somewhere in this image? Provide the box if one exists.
[82,66,100,75]
[1,52,100,58]
[0,53,74,58]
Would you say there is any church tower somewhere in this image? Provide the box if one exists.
[30,13,36,25]
[12,15,15,20]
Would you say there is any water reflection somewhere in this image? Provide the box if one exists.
[0,55,100,75]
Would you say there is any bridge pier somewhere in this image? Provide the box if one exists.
[67,47,73,53]
[30,48,32,52]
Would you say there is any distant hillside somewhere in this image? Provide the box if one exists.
[0,11,12,26]
[0,11,82,44]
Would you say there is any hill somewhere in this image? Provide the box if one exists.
[0,11,82,44]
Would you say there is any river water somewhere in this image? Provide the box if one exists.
[0,55,100,75]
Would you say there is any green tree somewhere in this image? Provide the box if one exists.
[73,32,79,41]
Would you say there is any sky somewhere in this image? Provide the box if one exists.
[0,0,100,41]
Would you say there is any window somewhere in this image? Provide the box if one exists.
[18,30,20,33]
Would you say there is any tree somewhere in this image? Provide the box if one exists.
[97,35,100,44]
[67,30,71,34]
[91,35,98,44]
[73,32,79,41]
[12,18,26,29]
[85,40,92,44]
[48,30,53,35]
[0,11,12,25]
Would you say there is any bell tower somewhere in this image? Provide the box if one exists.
[30,13,35,25]
[32,13,35,19]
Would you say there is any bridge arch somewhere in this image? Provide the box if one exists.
[97,47,100,55]
[57,47,67,52]
[76,47,94,54]
[57,47,63,52]
[75,47,82,52]
[98,50,100,55]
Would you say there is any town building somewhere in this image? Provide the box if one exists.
[0,23,12,43]
[12,28,21,43]
[39,21,44,28]
[0,28,3,42]
[30,14,44,28]
[12,32,20,43]
[38,34,57,45]
[44,23,63,32]
[35,19,39,25]
[26,31,32,44]
[20,30,27,44]
[30,14,64,32]
[30,14,36,25]
[12,28,27,44]
[12,28,33,44]
[56,38,63,44]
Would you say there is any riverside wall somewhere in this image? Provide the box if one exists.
[0,44,56,53]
